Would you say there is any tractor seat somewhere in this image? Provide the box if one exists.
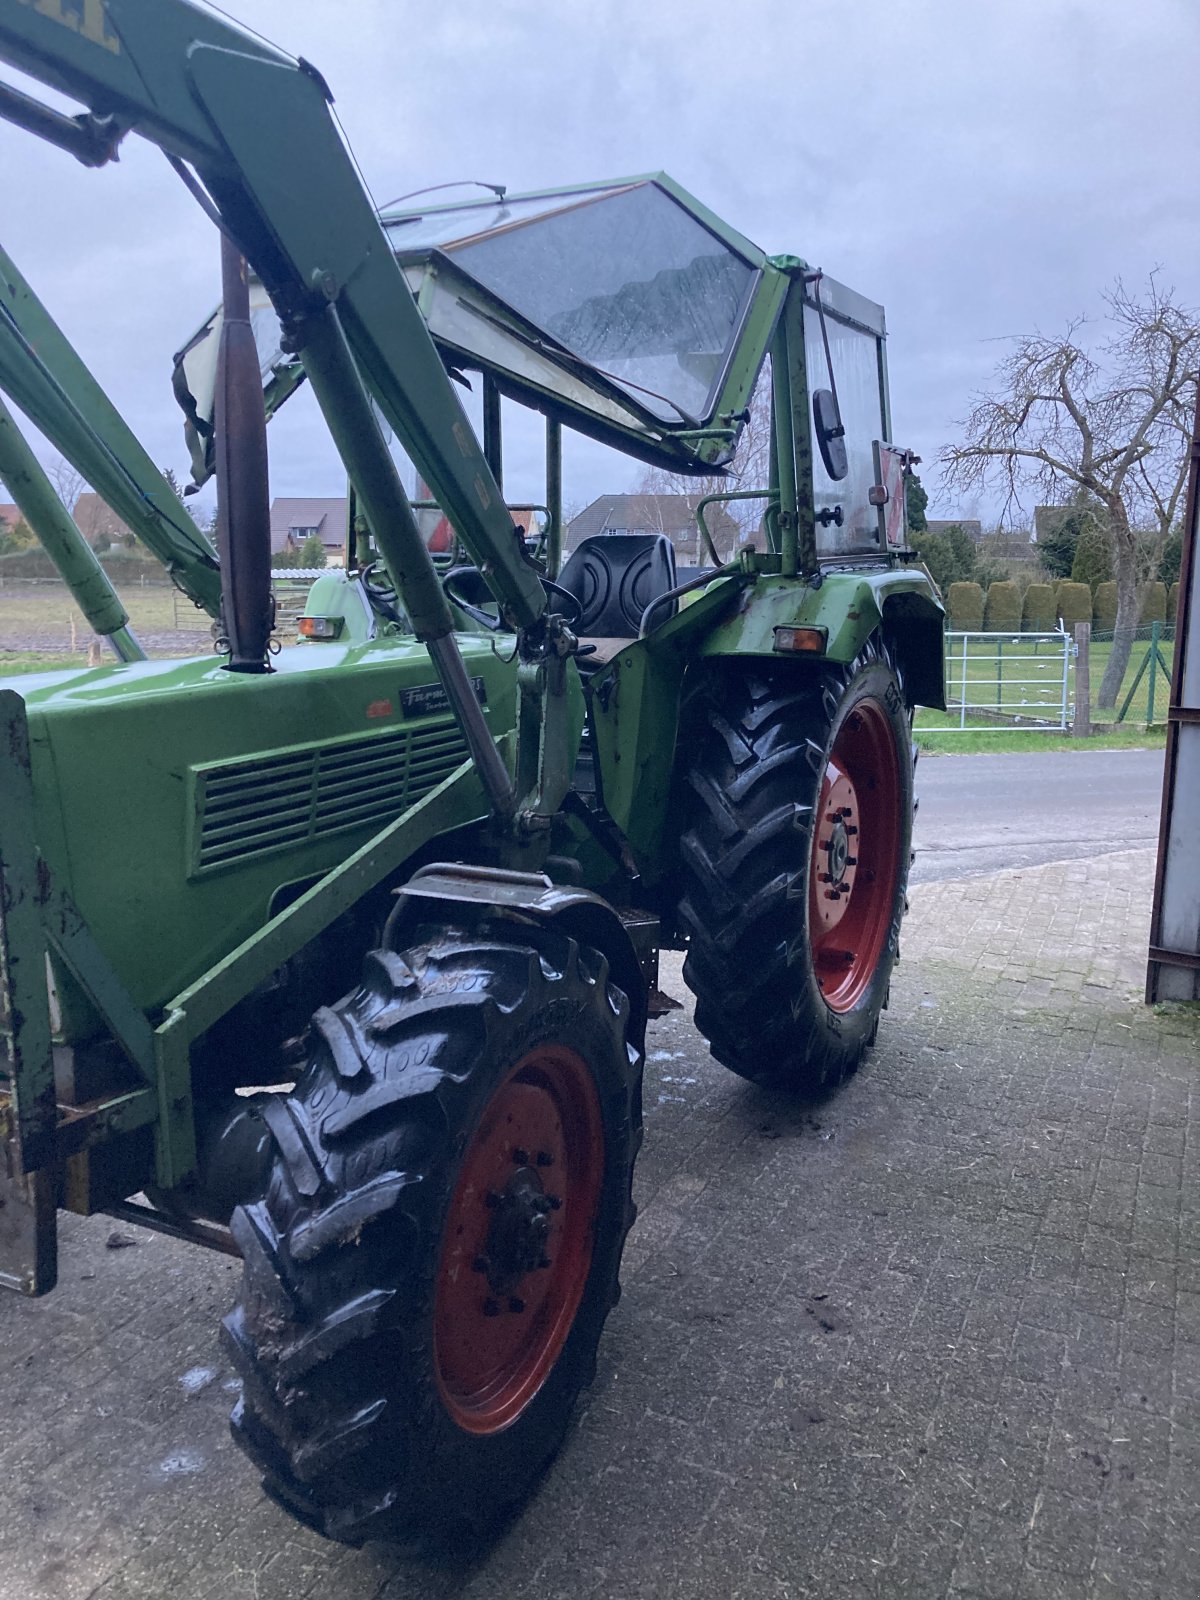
[557,534,677,640]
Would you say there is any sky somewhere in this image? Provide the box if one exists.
[1,0,1198,527]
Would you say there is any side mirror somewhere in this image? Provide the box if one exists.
[813,388,848,482]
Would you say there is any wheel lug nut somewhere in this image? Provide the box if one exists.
[508,1296,525,1314]
[536,1151,554,1167]
[845,856,857,867]
[483,1297,500,1317]
[513,1147,529,1165]
[845,825,858,836]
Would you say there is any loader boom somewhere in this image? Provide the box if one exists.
[0,0,547,638]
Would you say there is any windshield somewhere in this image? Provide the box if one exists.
[396,181,757,424]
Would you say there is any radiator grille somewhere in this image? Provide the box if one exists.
[193,717,468,873]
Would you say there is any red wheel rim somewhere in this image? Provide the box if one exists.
[434,1045,604,1435]
[808,697,902,1013]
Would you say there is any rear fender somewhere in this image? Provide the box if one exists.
[697,569,946,710]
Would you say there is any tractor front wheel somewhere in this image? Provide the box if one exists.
[677,639,914,1093]
[222,920,642,1545]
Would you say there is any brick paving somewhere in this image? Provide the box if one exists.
[0,846,1197,1599]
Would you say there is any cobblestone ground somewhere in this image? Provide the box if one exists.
[1,847,1196,1600]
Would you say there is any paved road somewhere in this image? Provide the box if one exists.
[912,748,1164,883]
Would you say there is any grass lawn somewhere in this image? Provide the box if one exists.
[916,724,1166,756]
[938,632,1174,733]
[0,650,88,674]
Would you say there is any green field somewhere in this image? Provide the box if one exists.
[0,578,317,660]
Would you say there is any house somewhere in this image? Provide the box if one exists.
[1033,505,1076,544]
[72,493,136,548]
[0,501,22,536]
[566,493,743,564]
[268,497,349,560]
[925,518,984,543]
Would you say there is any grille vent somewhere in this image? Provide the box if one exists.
[193,716,468,873]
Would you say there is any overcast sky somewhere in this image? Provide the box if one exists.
[2,0,1198,526]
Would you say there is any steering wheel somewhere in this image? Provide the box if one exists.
[442,566,504,631]
[442,567,583,630]
[539,577,583,628]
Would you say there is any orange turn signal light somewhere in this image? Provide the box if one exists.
[298,616,344,640]
[773,625,826,654]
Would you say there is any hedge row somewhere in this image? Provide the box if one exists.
[946,577,1179,631]
[0,547,167,583]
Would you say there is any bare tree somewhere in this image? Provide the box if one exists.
[634,363,774,561]
[46,453,86,515]
[939,277,1198,706]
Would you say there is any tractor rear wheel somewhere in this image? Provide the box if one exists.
[222,920,642,1546]
[677,638,913,1093]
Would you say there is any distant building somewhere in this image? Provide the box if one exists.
[1033,505,1074,544]
[925,518,984,543]
[269,497,349,559]
[567,493,742,563]
[0,501,22,536]
[73,492,135,548]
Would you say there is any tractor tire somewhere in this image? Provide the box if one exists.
[677,637,914,1093]
[221,919,642,1546]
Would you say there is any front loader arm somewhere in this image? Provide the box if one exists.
[0,0,547,636]
[0,240,222,616]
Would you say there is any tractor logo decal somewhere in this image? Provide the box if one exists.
[15,0,120,55]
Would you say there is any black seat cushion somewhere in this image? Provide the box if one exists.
[558,534,677,637]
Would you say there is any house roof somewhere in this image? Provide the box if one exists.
[926,519,984,542]
[566,493,739,551]
[72,493,135,546]
[1033,505,1074,542]
[268,497,349,553]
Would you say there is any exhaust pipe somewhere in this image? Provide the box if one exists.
[214,235,273,672]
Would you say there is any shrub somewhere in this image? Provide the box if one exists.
[1022,583,1056,631]
[946,581,984,631]
[1056,581,1093,626]
[1069,520,1112,590]
[1168,581,1181,621]
[1093,581,1118,630]
[1139,581,1167,625]
[983,580,1021,631]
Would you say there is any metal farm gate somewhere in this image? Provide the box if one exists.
[941,629,1073,732]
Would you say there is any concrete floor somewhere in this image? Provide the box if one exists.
[0,841,1196,1599]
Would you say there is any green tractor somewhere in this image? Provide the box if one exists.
[0,0,943,1546]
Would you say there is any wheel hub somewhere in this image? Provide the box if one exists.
[808,698,902,1013]
[479,1164,555,1296]
[434,1045,604,1435]
[826,816,851,885]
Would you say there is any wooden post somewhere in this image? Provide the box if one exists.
[1073,621,1091,737]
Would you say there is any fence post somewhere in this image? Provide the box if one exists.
[1147,620,1160,725]
[1073,622,1091,738]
